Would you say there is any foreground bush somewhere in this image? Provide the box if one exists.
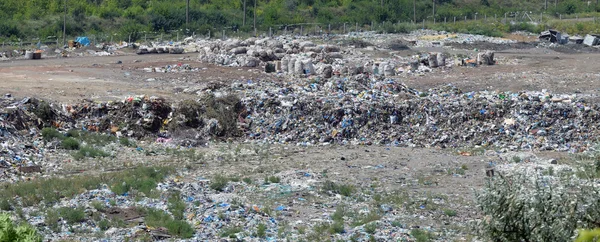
[476,172,600,241]
[0,213,42,242]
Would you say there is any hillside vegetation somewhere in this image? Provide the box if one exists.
[0,0,599,41]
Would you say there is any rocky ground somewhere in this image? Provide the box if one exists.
[0,30,598,241]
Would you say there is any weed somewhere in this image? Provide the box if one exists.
[411,228,434,242]
[444,209,457,217]
[229,176,240,182]
[41,128,63,141]
[257,223,267,238]
[210,174,229,192]
[242,177,252,184]
[61,137,80,150]
[297,225,306,234]
[365,222,378,234]
[78,132,117,146]
[220,226,243,238]
[460,164,469,170]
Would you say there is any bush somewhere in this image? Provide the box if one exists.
[256,223,267,238]
[41,128,63,141]
[61,137,80,150]
[210,174,229,192]
[476,172,600,242]
[322,180,355,197]
[145,208,193,238]
[364,222,378,234]
[0,213,42,242]
[33,101,54,121]
[57,207,86,224]
[72,146,109,160]
[411,228,434,242]
[443,209,457,217]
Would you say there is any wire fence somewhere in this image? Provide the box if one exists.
[2,12,599,50]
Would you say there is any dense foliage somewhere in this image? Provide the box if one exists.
[1,0,600,41]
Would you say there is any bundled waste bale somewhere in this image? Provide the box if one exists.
[437,53,446,67]
[428,53,438,68]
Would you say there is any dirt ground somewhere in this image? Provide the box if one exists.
[1,46,599,104]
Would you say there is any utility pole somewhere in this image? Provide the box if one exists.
[186,0,190,27]
[243,0,247,26]
[253,0,257,36]
[63,0,67,47]
[433,0,435,17]
[413,0,416,23]
[545,0,548,10]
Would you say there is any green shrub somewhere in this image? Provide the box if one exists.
[33,101,54,121]
[0,213,42,242]
[41,128,63,141]
[329,221,345,234]
[61,137,80,150]
[45,210,60,232]
[267,176,280,184]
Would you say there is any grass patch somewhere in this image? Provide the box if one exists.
[0,166,172,207]
[72,146,109,160]
[322,180,355,197]
[144,208,194,238]
[61,137,80,150]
